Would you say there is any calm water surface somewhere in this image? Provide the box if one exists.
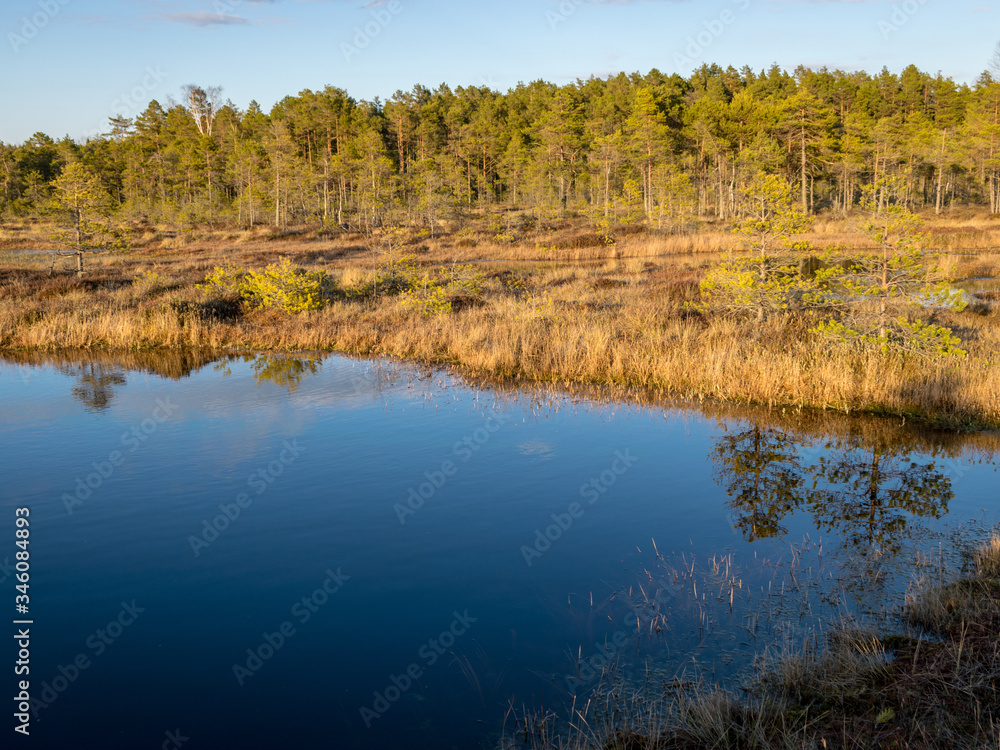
[1,351,998,749]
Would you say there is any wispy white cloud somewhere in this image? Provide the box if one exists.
[159,12,251,25]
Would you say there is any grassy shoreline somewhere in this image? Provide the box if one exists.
[504,535,1000,750]
[4,215,1000,429]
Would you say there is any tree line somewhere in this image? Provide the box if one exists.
[4,63,1000,235]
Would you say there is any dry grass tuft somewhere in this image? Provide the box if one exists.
[974,535,1000,579]
[505,535,1000,750]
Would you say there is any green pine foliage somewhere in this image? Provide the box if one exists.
[697,174,816,320]
[694,175,969,359]
[4,65,1000,231]
[809,179,969,358]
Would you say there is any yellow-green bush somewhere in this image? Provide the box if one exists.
[397,264,487,316]
[132,270,165,296]
[440,264,485,294]
[400,283,452,316]
[240,259,327,313]
[197,263,245,298]
[198,259,328,313]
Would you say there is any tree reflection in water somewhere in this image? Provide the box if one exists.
[810,441,952,557]
[247,354,322,391]
[711,423,811,541]
[63,362,128,412]
[712,418,954,560]
[213,354,323,392]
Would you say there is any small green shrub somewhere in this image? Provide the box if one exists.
[198,259,328,313]
[812,317,967,359]
[132,270,165,296]
[344,255,420,299]
[383,263,486,316]
[197,263,245,298]
[240,258,327,313]
[400,283,452,316]
[440,264,485,295]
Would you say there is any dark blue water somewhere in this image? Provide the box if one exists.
[1,352,997,749]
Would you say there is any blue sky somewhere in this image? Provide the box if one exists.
[1,0,997,144]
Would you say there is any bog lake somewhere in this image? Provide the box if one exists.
[2,350,998,749]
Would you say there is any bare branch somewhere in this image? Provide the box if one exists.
[182,84,223,137]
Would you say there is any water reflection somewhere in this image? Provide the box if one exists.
[5,349,333,402]
[711,423,811,541]
[249,354,321,390]
[214,354,324,392]
[5,348,222,380]
[1,351,998,750]
[63,362,127,412]
[712,418,956,557]
[811,442,952,556]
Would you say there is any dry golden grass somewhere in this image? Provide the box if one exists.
[7,207,1000,264]
[506,535,1000,750]
[4,215,1000,427]
[974,535,1000,579]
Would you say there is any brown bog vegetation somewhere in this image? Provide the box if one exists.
[3,209,1000,427]
[500,531,1000,750]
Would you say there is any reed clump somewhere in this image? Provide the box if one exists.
[503,535,1000,750]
